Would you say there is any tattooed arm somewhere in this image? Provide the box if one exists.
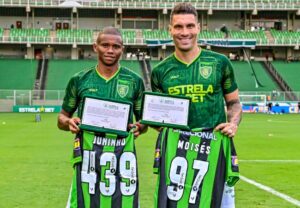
[215,90,242,137]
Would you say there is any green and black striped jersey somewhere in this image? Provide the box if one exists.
[67,130,138,208]
[153,128,239,208]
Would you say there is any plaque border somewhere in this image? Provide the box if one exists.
[140,92,190,130]
[79,95,133,136]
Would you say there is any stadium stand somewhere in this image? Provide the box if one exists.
[120,60,142,76]
[143,29,170,40]
[121,29,136,44]
[270,29,300,45]
[56,29,93,44]
[46,60,96,90]
[230,31,268,44]
[0,28,3,41]
[272,61,300,91]
[199,31,224,39]
[0,0,300,103]
[46,60,142,90]
[0,59,37,89]
[9,28,50,42]
[232,61,279,91]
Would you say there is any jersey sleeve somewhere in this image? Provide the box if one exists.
[222,58,238,95]
[133,77,145,121]
[62,76,79,115]
[151,68,163,93]
[223,137,239,187]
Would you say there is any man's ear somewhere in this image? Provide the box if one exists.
[93,43,97,53]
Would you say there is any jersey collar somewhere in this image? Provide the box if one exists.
[95,65,121,83]
[174,48,202,67]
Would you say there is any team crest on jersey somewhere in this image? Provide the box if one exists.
[199,65,212,79]
[117,84,129,98]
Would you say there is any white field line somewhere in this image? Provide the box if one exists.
[240,175,300,207]
[240,160,300,163]
[267,119,292,123]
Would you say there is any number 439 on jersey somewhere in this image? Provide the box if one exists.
[81,150,137,196]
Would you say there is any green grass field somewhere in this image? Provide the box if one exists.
[0,113,299,208]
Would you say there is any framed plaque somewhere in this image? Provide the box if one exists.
[79,96,132,136]
[140,92,190,130]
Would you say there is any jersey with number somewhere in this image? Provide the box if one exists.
[67,130,139,208]
[62,65,145,122]
[151,50,238,128]
[153,128,239,208]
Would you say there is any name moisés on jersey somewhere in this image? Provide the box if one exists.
[93,136,126,146]
[177,140,211,155]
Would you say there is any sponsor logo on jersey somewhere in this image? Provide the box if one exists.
[73,137,82,158]
[173,129,216,140]
[117,84,129,98]
[154,148,160,160]
[231,156,238,166]
[93,136,126,146]
[170,75,179,79]
[168,84,213,103]
[88,88,98,92]
[74,138,80,150]
[199,65,212,79]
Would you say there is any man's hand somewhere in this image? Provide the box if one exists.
[68,117,81,134]
[57,109,80,134]
[129,122,148,138]
[215,122,237,138]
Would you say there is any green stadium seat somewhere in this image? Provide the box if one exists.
[121,30,136,44]
[271,29,300,45]
[272,61,300,91]
[142,29,171,40]
[232,61,279,92]
[0,28,3,41]
[46,60,142,90]
[56,29,93,43]
[9,28,50,43]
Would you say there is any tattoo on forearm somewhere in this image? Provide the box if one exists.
[226,99,242,126]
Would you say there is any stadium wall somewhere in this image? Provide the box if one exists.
[207,11,240,31]
[0,16,24,29]
[0,44,26,58]
[295,18,300,29]
[53,45,72,59]
[78,18,114,30]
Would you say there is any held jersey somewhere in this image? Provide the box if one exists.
[62,65,145,122]
[153,128,239,208]
[151,50,238,128]
[67,130,139,208]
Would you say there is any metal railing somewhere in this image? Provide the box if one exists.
[0,0,299,10]
[3,35,300,47]
[0,89,299,112]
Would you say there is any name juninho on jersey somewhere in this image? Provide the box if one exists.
[93,136,126,147]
